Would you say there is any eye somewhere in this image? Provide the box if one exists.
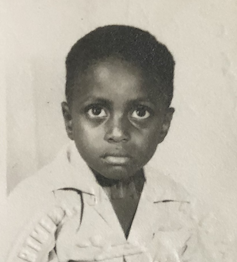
[87,106,107,118]
[131,106,151,119]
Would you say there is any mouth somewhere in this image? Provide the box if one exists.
[101,153,131,165]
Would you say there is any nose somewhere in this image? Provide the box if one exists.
[104,115,130,143]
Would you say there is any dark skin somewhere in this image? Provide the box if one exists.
[94,168,145,237]
[62,57,174,237]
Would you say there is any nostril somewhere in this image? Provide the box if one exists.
[105,126,129,143]
[107,135,128,143]
[107,136,128,143]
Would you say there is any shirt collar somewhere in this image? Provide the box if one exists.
[48,142,100,195]
[50,142,190,203]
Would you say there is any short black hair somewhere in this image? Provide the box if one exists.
[66,25,175,106]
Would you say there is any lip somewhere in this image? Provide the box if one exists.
[101,153,131,165]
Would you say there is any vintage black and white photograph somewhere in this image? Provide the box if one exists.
[1,0,237,261]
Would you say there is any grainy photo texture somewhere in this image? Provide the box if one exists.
[1,1,237,262]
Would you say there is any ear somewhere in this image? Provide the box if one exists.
[61,102,74,140]
[159,107,175,143]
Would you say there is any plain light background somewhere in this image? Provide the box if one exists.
[1,0,237,241]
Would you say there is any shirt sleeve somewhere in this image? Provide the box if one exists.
[180,209,233,262]
[1,181,59,262]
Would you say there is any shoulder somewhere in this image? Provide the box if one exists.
[2,145,75,260]
[8,163,57,205]
[6,147,70,227]
[8,143,71,204]
[6,159,61,228]
[144,165,198,232]
[2,162,59,261]
[145,165,193,203]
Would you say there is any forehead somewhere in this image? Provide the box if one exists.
[91,59,140,85]
[72,58,163,105]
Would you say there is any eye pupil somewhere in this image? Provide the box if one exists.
[92,107,101,115]
[136,108,146,117]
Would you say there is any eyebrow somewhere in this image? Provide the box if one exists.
[82,96,155,105]
[82,97,112,106]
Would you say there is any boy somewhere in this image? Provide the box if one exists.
[3,25,203,262]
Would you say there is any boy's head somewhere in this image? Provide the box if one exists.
[62,25,175,181]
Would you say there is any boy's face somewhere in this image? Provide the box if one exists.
[62,58,174,181]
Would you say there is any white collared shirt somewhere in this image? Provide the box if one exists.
[2,142,205,262]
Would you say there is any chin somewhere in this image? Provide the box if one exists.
[103,166,134,181]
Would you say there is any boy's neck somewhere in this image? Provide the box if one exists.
[93,169,145,199]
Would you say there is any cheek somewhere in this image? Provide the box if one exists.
[136,122,162,144]
[133,124,162,155]
[72,120,104,149]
